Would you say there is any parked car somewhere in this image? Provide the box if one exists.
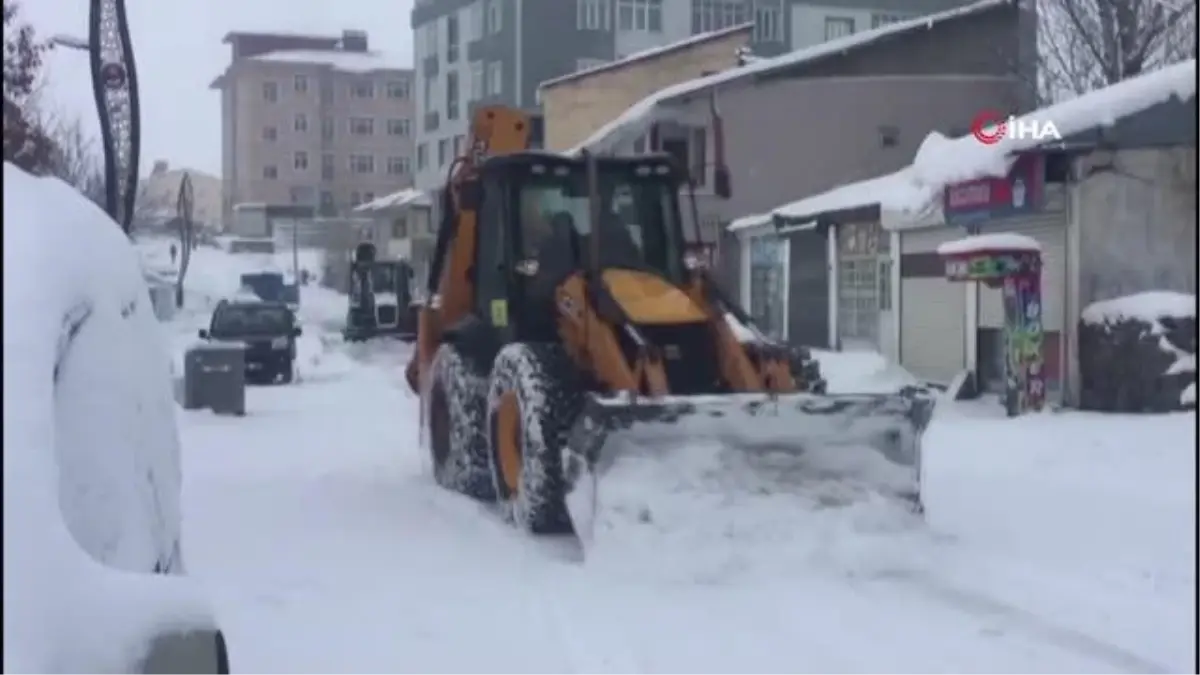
[199,299,301,384]
[4,162,229,672]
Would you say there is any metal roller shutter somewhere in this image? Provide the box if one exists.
[978,215,1068,331]
[899,228,967,384]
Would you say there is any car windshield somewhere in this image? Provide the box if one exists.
[211,305,292,335]
[371,264,397,293]
[517,166,683,280]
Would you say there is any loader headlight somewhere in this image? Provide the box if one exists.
[270,336,289,349]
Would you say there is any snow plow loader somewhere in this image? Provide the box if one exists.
[405,106,936,549]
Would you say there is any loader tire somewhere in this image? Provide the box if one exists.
[427,343,496,501]
[486,343,584,535]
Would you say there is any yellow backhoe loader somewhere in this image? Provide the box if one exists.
[405,105,935,549]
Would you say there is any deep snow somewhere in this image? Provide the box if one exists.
[11,198,1191,673]
[167,239,1196,673]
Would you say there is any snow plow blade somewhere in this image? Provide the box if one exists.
[561,388,937,552]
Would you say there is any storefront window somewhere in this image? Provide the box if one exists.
[748,236,786,340]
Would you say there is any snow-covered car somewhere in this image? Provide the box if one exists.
[3,163,229,673]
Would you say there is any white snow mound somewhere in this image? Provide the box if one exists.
[3,163,216,672]
[937,232,1041,256]
[1081,291,1197,325]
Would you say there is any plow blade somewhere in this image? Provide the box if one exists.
[561,389,937,553]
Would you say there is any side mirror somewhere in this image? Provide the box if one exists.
[138,627,230,674]
[197,329,209,339]
[292,327,303,337]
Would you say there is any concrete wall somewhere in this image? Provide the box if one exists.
[1075,147,1198,308]
[541,27,752,152]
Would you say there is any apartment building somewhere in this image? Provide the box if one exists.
[211,30,417,225]
[409,0,976,193]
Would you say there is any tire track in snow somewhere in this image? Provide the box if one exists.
[869,568,1173,673]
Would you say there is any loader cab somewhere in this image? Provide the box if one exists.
[471,152,690,341]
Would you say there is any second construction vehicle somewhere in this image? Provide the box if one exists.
[405,106,935,548]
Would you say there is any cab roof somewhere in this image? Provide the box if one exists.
[478,151,681,177]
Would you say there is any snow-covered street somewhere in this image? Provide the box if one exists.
[172,275,1195,673]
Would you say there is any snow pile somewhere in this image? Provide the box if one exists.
[3,163,216,672]
[1079,291,1196,411]
[1081,290,1196,326]
[910,59,1196,191]
[814,349,921,394]
[936,232,1041,256]
[250,49,409,73]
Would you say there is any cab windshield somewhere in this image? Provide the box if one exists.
[516,166,683,281]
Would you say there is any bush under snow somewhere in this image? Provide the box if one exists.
[1079,291,1196,413]
[3,163,217,672]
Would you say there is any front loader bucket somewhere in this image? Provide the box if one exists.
[560,388,937,556]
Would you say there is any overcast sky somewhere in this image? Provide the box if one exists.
[24,0,415,176]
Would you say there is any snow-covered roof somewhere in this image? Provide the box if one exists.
[936,232,1041,256]
[538,23,753,92]
[1081,291,1197,325]
[250,49,410,73]
[353,188,431,213]
[567,0,1014,156]
[729,58,1198,234]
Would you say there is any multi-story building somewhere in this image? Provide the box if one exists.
[409,0,977,193]
[210,30,416,225]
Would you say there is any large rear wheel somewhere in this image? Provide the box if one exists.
[426,344,495,501]
[486,343,583,534]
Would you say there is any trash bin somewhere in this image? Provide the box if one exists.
[183,343,246,416]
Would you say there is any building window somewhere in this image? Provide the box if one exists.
[321,154,335,181]
[754,5,782,42]
[437,138,449,167]
[350,80,375,99]
[387,156,410,175]
[417,143,428,170]
[262,126,277,142]
[393,217,408,239]
[423,22,439,57]
[387,80,410,99]
[617,0,662,31]
[293,75,308,93]
[469,62,484,100]
[446,14,460,62]
[487,61,502,96]
[446,71,460,121]
[294,114,308,133]
[351,191,361,207]
[262,81,278,102]
[691,0,747,33]
[577,0,611,30]
[469,2,484,40]
[294,151,309,171]
[262,165,278,180]
[452,134,464,157]
[349,117,374,136]
[871,13,906,28]
[487,0,502,33]
[387,118,411,137]
[364,191,375,204]
[320,190,334,212]
[349,154,375,174]
[321,117,335,141]
[824,16,854,40]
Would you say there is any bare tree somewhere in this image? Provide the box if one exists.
[40,111,107,206]
[1039,0,1197,102]
[3,0,55,173]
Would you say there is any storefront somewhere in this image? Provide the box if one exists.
[737,223,832,348]
[896,153,1069,397]
[834,220,892,352]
